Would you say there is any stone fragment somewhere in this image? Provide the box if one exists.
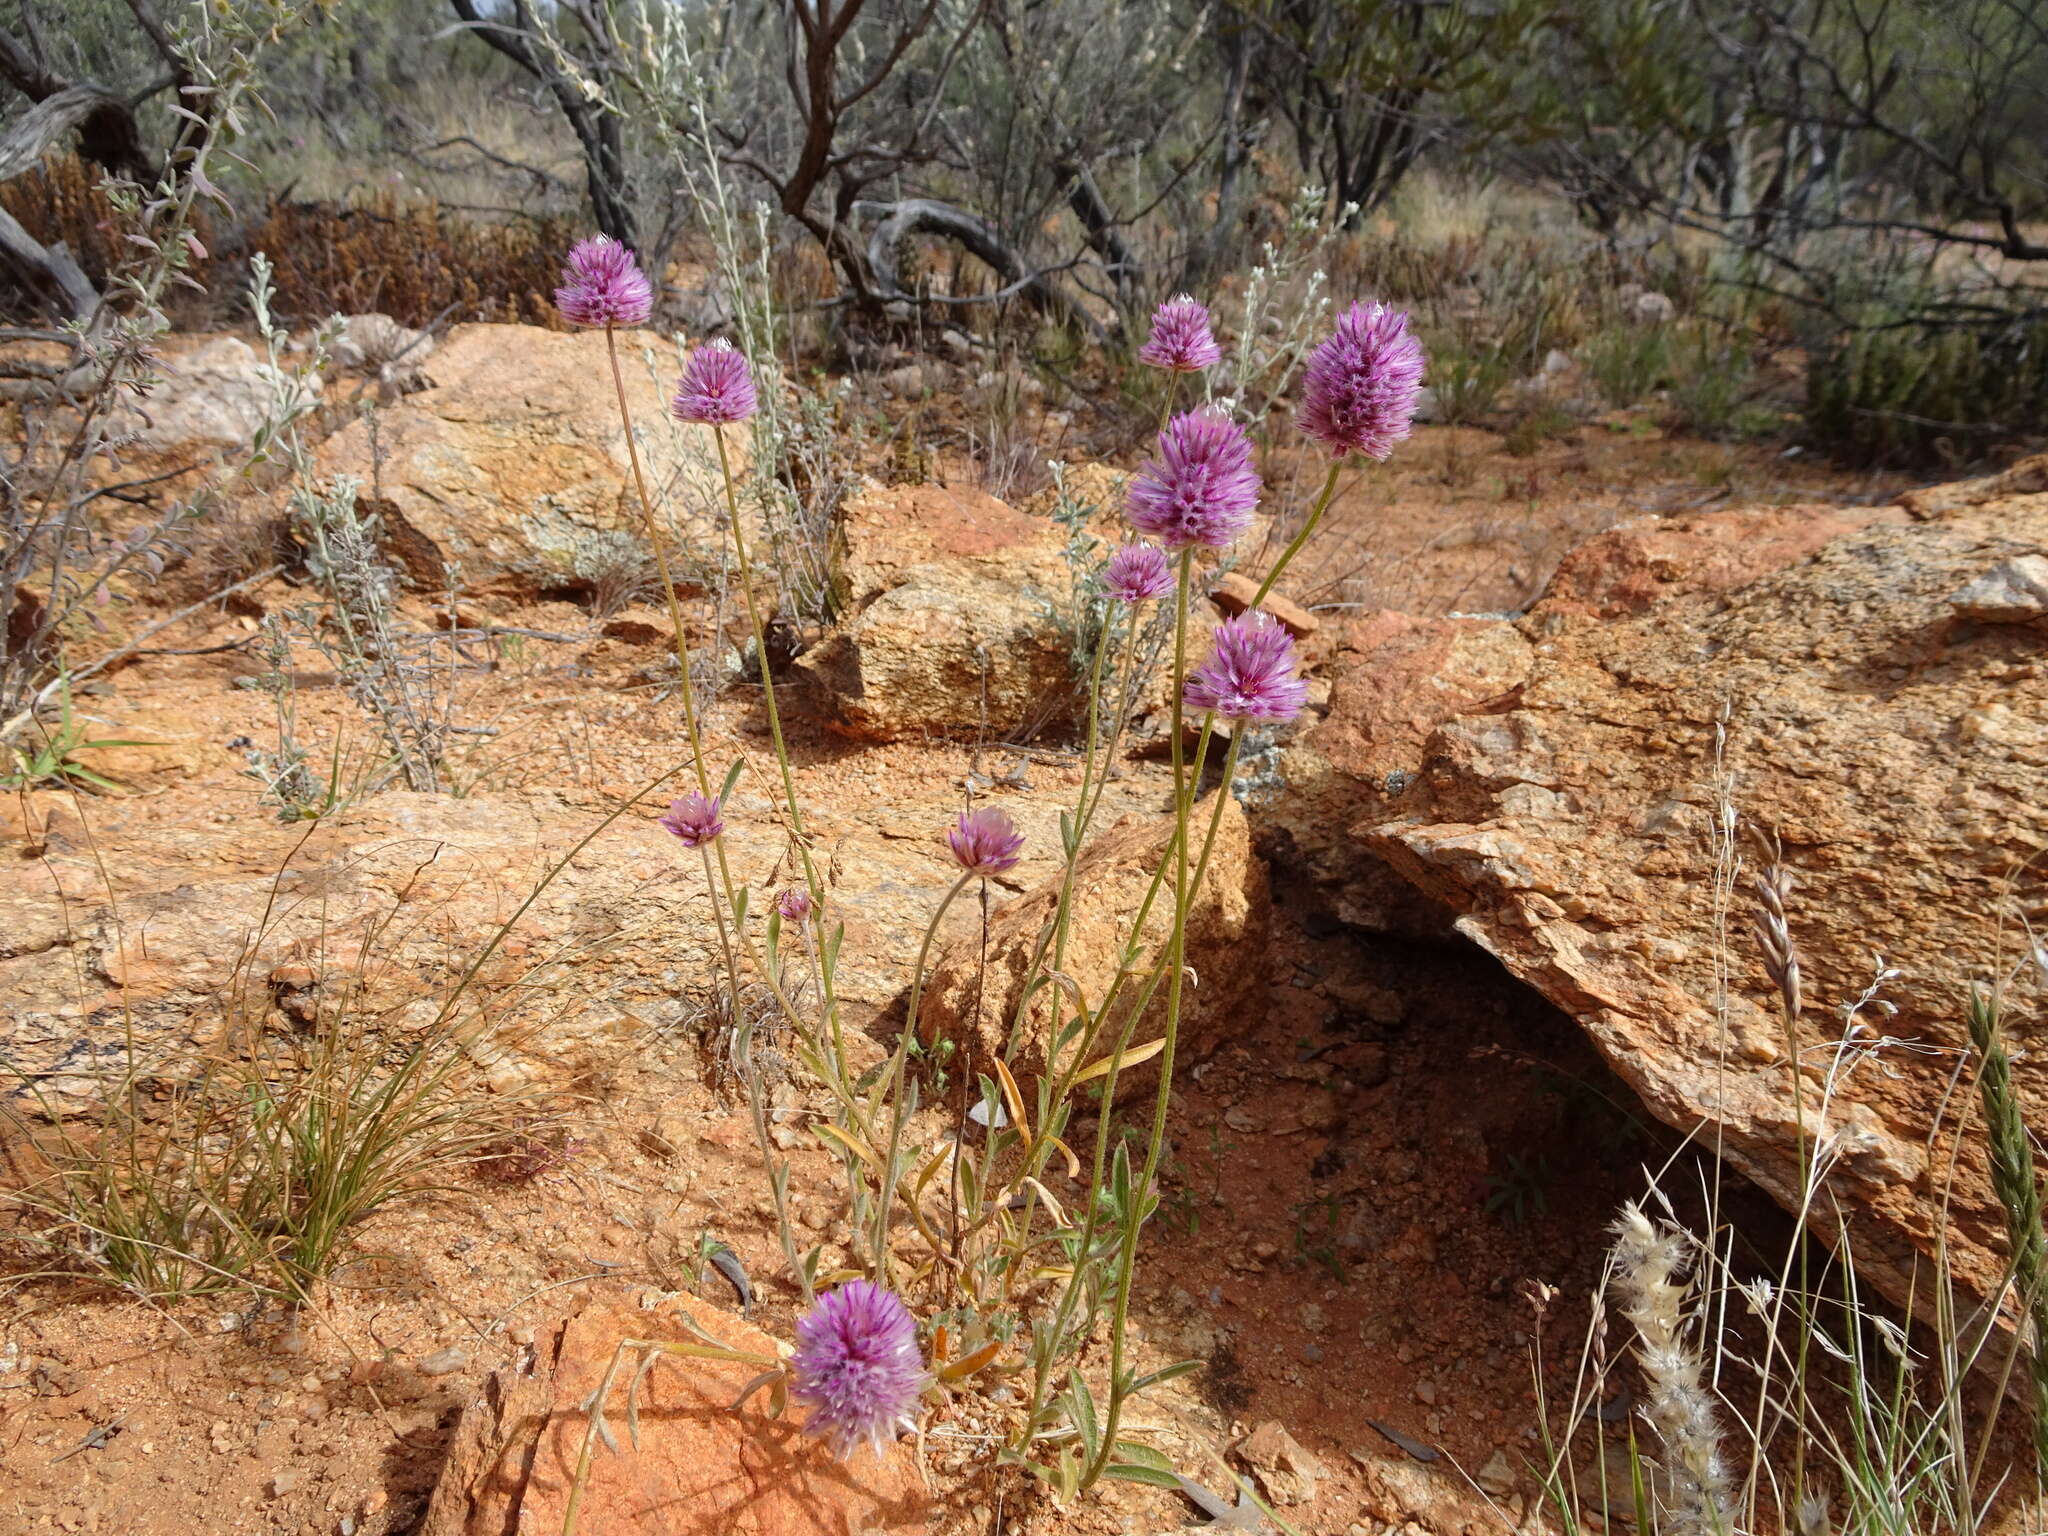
[1238,1420,1324,1505]
[793,481,1075,742]
[1209,571,1319,638]
[1949,555,2048,625]
[418,1290,929,1536]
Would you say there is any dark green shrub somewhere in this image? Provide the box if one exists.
[1805,308,2048,468]
[1666,327,1779,441]
[1582,322,1671,409]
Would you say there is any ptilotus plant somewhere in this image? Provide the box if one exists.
[557,271,1424,1524]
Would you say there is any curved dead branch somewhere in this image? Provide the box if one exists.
[855,197,1105,341]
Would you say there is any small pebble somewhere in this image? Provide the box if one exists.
[417,1347,469,1376]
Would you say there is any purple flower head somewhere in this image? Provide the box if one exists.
[1126,409,1261,550]
[775,887,814,923]
[1296,301,1426,460]
[554,236,654,328]
[790,1279,928,1459]
[671,339,758,425]
[1103,542,1174,604]
[1138,293,1223,373]
[657,792,725,848]
[947,807,1024,876]
[1183,611,1309,725]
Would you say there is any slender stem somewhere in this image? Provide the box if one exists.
[714,424,816,885]
[1003,605,1118,1069]
[1253,460,1341,607]
[705,844,810,1304]
[1087,730,1237,1486]
[872,868,977,1284]
[607,325,712,795]
[950,877,990,1264]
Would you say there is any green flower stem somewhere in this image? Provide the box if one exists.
[1253,460,1342,607]
[714,421,847,1089]
[1001,602,1122,1069]
[871,867,977,1284]
[606,324,713,796]
[1019,731,1240,1457]
[1017,554,1198,1448]
[703,842,809,1304]
[713,424,817,886]
[1086,729,1237,1486]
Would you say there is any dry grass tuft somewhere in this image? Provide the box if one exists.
[246,193,573,328]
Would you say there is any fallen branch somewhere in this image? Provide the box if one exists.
[853,197,1106,341]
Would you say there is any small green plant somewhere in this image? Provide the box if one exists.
[1583,322,1671,410]
[1503,401,1579,457]
[1432,341,1514,428]
[1665,326,1776,441]
[1291,1193,1349,1283]
[1484,1151,1551,1227]
[2,685,154,793]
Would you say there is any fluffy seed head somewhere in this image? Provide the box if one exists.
[1126,409,1261,550]
[658,792,724,848]
[947,807,1024,876]
[1183,611,1308,724]
[1138,293,1223,373]
[776,887,815,922]
[554,236,654,328]
[1103,542,1174,603]
[790,1279,928,1459]
[1296,301,1426,460]
[672,339,758,425]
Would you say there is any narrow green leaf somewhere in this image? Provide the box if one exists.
[1131,1359,1201,1394]
[1103,1463,1182,1490]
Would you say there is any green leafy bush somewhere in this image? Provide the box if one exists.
[1582,321,1671,409]
[1805,308,2048,468]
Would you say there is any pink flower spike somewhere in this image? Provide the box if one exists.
[658,792,725,848]
[1138,293,1222,373]
[776,887,814,922]
[1183,611,1309,725]
[1126,409,1261,551]
[790,1280,928,1460]
[1296,301,1426,460]
[947,807,1024,876]
[672,339,758,425]
[555,235,654,328]
[1103,543,1174,604]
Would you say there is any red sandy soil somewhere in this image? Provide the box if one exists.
[0,409,1900,1535]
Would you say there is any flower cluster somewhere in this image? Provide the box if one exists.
[947,807,1024,875]
[554,236,654,329]
[1183,611,1308,725]
[1103,542,1174,604]
[658,792,724,848]
[790,1280,928,1460]
[1138,294,1223,373]
[673,339,758,425]
[1126,410,1262,550]
[1297,301,1426,460]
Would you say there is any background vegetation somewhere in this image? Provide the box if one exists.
[3,0,2043,469]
